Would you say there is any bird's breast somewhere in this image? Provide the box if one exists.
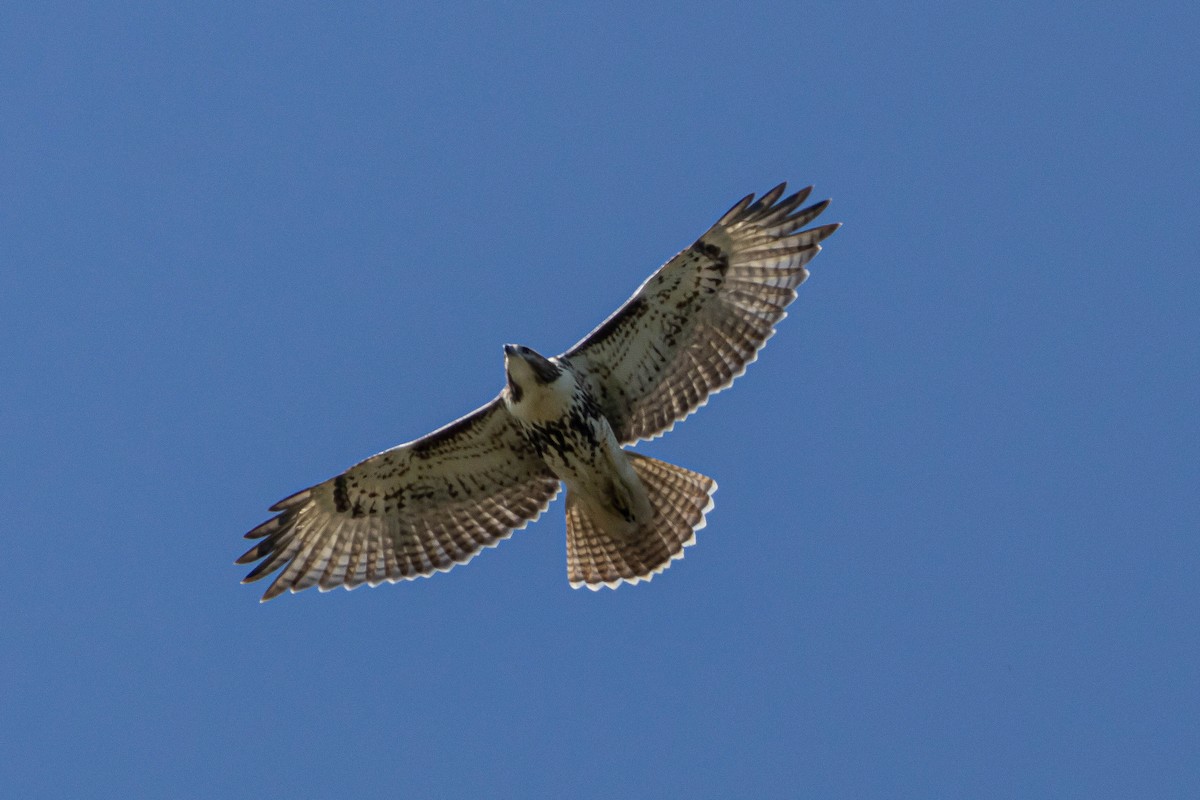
[513,385,619,481]
[516,394,650,533]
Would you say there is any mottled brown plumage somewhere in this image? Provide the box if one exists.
[238,184,838,600]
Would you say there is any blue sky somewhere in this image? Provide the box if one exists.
[2,1,1197,797]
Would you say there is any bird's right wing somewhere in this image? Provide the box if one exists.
[564,184,838,444]
[237,397,560,601]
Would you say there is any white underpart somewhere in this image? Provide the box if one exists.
[503,352,651,534]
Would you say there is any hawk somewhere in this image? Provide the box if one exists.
[238,183,839,600]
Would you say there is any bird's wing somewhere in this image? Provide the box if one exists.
[563,184,839,444]
[237,397,559,601]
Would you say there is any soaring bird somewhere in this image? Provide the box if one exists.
[238,184,839,600]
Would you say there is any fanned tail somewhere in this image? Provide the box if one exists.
[566,453,716,589]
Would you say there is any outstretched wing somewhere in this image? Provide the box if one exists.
[237,397,560,601]
[563,183,838,444]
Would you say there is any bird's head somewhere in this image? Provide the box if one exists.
[503,344,567,406]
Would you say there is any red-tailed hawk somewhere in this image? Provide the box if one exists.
[238,184,839,600]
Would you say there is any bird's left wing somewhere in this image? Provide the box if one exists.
[237,397,560,601]
[563,184,839,444]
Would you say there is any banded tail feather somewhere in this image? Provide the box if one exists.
[566,453,717,589]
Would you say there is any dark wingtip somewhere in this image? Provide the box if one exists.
[240,556,276,582]
[269,487,311,513]
[259,577,289,601]
[782,185,814,208]
[812,222,841,242]
[717,192,756,226]
[805,198,831,216]
[748,183,786,214]
[244,514,282,540]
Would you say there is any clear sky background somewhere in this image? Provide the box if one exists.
[3,2,1197,797]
